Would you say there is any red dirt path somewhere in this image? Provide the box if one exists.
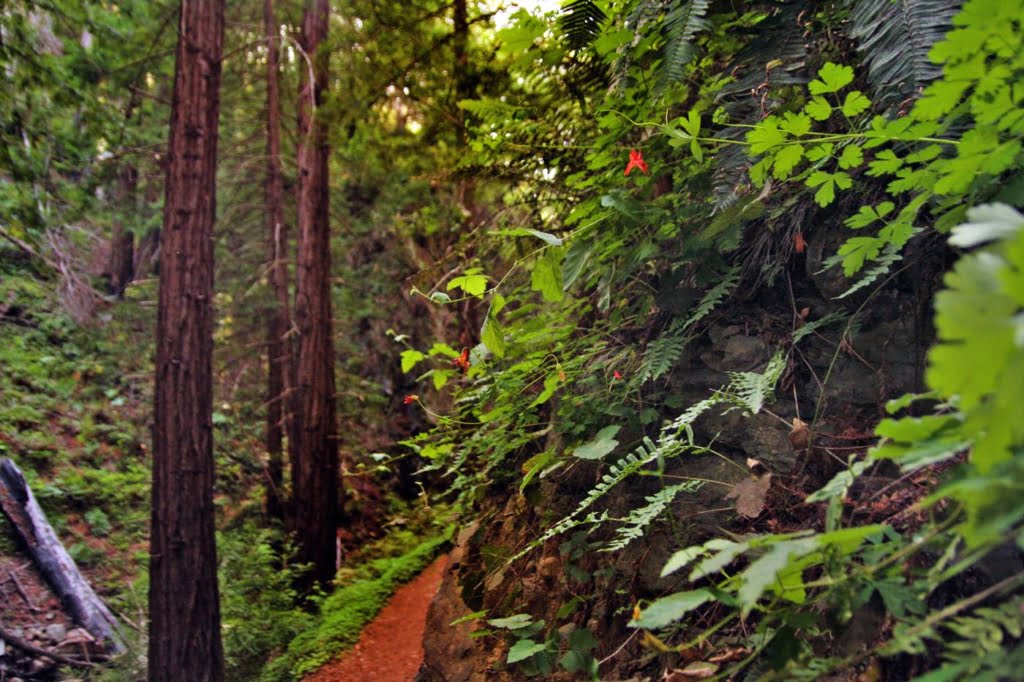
[304,554,448,682]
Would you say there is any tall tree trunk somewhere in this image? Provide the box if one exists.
[148,1,226,680]
[291,0,339,593]
[106,165,136,298]
[453,0,470,143]
[263,0,292,524]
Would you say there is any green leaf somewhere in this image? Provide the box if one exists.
[846,204,885,229]
[428,291,452,304]
[629,589,714,629]
[838,236,884,275]
[530,372,561,408]
[567,628,598,652]
[689,540,749,581]
[401,349,425,373]
[562,237,592,288]
[868,149,904,176]
[502,228,564,246]
[507,639,547,663]
[660,545,706,577]
[805,96,833,121]
[841,90,871,117]
[747,118,785,154]
[432,369,452,390]
[448,273,489,297]
[520,451,556,492]
[737,537,818,614]
[806,170,837,207]
[772,144,805,180]
[806,459,870,503]
[780,112,811,137]
[573,425,620,460]
[949,203,1024,248]
[481,315,506,359]
[488,613,535,630]
[684,109,701,137]
[876,414,960,442]
[806,142,835,162]
[809,62,855,95]
[531,250,564,302]
[450,610,488,627]
[690,138,703,163]
[838,144,864,170]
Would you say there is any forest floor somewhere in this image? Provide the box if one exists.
[0,539,104,678]
[303,554,448,682]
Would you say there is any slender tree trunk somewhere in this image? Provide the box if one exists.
[291,0,339,593]
[148,1,226,680]
[263,0,292,524]
[453,0,470,142]
[106,165,136,298]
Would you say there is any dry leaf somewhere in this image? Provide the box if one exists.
[662,661,719,680]
[726,473,772,518]
[707,647,748,664]
[745,457,762,469]
[789,417,811,450]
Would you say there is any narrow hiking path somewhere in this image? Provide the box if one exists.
[304,555,448,682]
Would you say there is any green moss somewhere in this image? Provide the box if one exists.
[259,532,448,682]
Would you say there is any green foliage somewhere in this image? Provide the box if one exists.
[872,204,1024,547]
[511,353,786,561]
[219,526,314,681]
[632,207,1024,678]
[896,598,1024,681]
[489,612,599,678]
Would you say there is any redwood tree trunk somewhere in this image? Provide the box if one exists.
[291,0,339,593]
[148,1,226,680]
[263,0,292,524]
[106,165,136,297]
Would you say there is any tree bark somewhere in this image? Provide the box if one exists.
[106,165,137,297]
[263,0,292,524]
[291,0,339,593]
[148,1,226,680]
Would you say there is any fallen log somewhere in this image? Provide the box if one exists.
[0,457,125,653]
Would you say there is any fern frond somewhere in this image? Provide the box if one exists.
[656,0,711,94]
[712,0,810,205]
[721,352,786,413]
[560,0,607,51]
[849,0,962,109]
[603,480,702,551]
[637,334,687,384]
[833,239,908,299]
[513,349,787,562]
[681,266,740,332]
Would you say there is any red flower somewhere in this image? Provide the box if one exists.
[403,394,419,404]
[624,149,648,176]
[794,231,807,254]
[613,370,622,380]
[452,347,471,372]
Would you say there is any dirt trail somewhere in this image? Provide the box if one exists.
[304,554,448,682]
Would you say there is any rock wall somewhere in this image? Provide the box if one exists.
[417,256,941,680]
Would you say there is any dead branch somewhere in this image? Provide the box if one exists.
[0,621,105,668]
